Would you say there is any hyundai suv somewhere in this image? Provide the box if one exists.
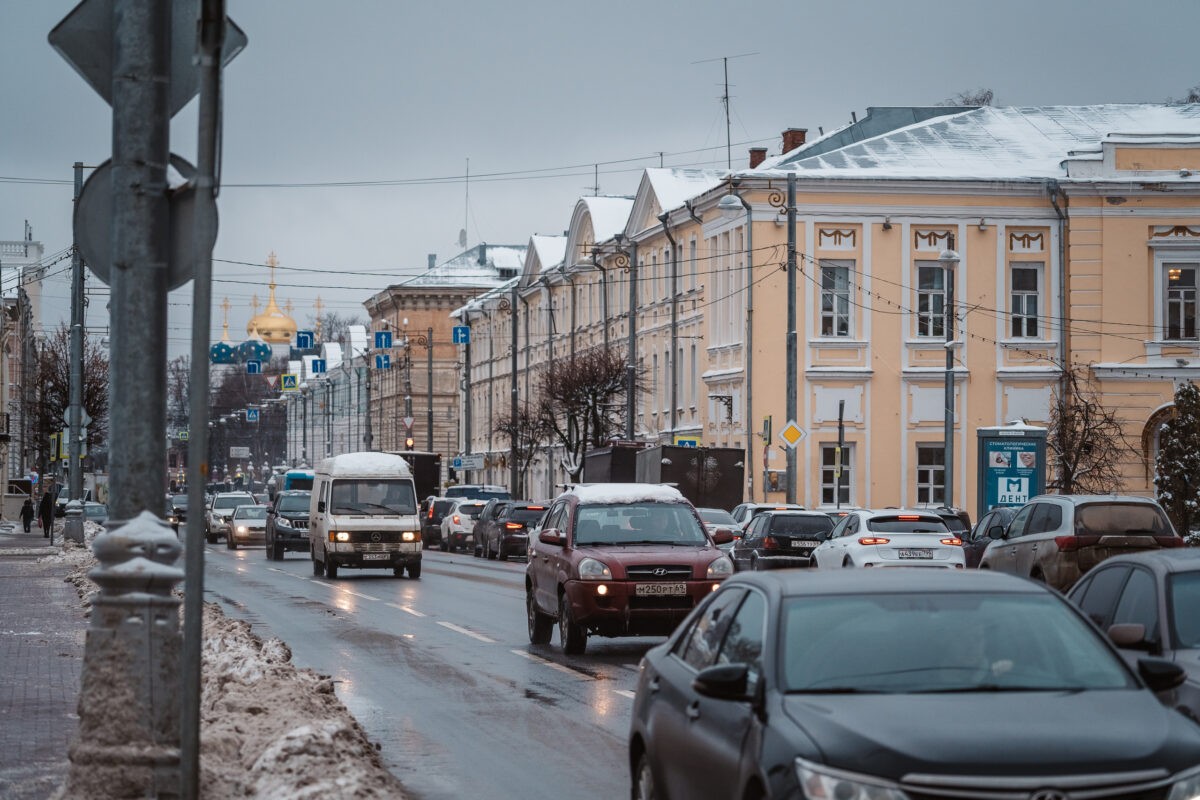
[525,484,734,655]
[979,495,1182,590]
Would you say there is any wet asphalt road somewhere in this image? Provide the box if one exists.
[203,544,654,800]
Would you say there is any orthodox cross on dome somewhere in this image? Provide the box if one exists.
[266,251,279,287]
[220,297,233,342]
[313,296,325,339]
[250,294,261,315]
[284,299,294,315]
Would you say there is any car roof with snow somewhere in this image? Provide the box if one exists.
[316,452,414,479]
[564,483,687,505]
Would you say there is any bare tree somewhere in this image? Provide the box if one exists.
[1167,83,1200,104]
[33,325,109,473]
[308,312,365,347]
[493,402,552,497]
[938,88,995,107]
[1046,366,1129,494]
[166,355,190,432]
[537,347,631,481]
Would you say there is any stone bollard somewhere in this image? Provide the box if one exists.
[61,511,185,799]
[63,499,85,545]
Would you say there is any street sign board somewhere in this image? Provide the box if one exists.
[246,408,260,423]
[229,446,251,459]
[375,354,390,370]
[672,435,699,448]
[452,325,470,344]
[778,420,807,449]
[179,430,189,441]
[281,374,299,391]
[311,359,326,375]
[49,0,247,116]
[452,457,463,470]
[245,360,261,375]
[296,330,315,350]
[374,330,392,349]
[403,416,414,430]
[458,453,485,470]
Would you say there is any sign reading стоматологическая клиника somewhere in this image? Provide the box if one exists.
[976,423,1047,520]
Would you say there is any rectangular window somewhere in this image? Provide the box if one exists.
[689,238,698,292]
[820,260,853,337]
[820,444,853,506]
[1011,264,1041,338]
[916,445,945,505]
[1166,263,1199,340]
[916,262,945,338]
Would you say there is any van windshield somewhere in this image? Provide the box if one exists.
[331,480,416,515]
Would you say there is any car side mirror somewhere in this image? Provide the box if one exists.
[1138,657,1186,693]
[538,529,564,546]
[712,528,735,545]
[1108,622,1155,651]
[988,525,1006,540]
[317,501,326,513]
[693,663,751,701]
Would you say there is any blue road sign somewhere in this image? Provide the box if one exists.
[374,330,392,349]
[375,354,391,370]
[246,408,260,423]
[452,456,463,470]
[296,330,315,349]
[452,325,470,344]
[281,374,299,391]
[245,359,261,374]
[311,358,326,374]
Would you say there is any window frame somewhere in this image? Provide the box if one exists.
[819,259,854,338]
[1009,262,1043,339]
[915,261,946,338]
[1164,261,1200,341]
[915,444,945,505]
[820,443,854,506]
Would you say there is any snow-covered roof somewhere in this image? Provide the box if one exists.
[644,168,725,214]
[346,325,368,359]
[529,234,567,275]
[399,243,527,288]
[579,196,634,242]
[569,483,686,505]
[321,342,343,371]
[758,105,1200,181]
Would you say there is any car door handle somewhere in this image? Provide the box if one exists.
[686,701,700,721]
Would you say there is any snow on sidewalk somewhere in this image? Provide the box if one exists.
[47,525,407,799]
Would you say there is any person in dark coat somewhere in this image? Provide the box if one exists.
[38,491,54,538]
[20,498,34,533]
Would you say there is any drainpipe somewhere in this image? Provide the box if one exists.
[591,251,610,352]
[1046,179,1068,386]
[726,185,755,501]
[462,308,473,457]
[660,212,679,434]
[561,266,577,360]
[616,235,638,439]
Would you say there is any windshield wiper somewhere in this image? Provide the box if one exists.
[790,687,887,694]
[915,685,1087,694]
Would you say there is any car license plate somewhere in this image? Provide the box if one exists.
[898,549,933,559]
[791,540,820,548]
[362,553,390,561]
[635,583,687,596]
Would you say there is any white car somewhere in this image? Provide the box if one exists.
[811,508,965,569]
[205,492,257,544]
[439,500,486,552]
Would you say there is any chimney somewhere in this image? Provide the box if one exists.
[781,128,808,154]
[427,253,436,270]
[748,147,767,169]
[477,243,487,266]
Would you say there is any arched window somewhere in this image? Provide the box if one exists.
[1142,405,1177,481]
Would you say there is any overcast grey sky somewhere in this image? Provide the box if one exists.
[3,0,1197,356]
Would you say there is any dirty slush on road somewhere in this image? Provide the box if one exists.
[48,526,406,800]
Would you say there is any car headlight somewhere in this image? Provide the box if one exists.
[402,531,418,542]
[1169,765,1200,800]
[334,531,351,542]
[795,758,907,800]
[707,555,734,578]
[276,518,293,530]
[578,557,612,580]
[236,525,247,534]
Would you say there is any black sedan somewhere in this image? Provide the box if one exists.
[730,510,833,571]
[629,570,1200,800]
[965,505,1019,568]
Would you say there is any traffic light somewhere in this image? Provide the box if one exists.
[405,436,415,451]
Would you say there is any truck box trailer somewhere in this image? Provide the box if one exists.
[635,445,744,511]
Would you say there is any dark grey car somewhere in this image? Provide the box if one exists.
[1066,549,1200,721]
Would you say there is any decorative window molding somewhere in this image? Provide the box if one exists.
[818,228,856,250]
[1151,225,1200,240]
[1008,230,1045,253]
[913,229,952,252]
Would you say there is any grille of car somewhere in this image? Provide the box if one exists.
[625,565,694,580]
[353,542,392,553]
[345,531,404,544]
[286,518,308,529]
[900,769,1171,800]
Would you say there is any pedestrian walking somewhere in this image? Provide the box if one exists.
[38,491,54,539]
[20,498,34,533]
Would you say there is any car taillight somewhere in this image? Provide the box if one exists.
[940,537,963,546]
[1159,536,1184,548]
[452,515,461,525]
[762,536,778,550]
[859,537,890,545]
[504,522,523,530]
[1055,535,1079,552]
[428,506,434,519]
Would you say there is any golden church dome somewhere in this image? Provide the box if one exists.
[246,252,298,345]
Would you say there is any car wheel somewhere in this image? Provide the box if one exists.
[226,536,237,550]
[311,553,323,576]
[392,566,404,578]
[633,752,658,800]
[558,591,587,655]
[440,539,449,552]
[273,543,285,561]
[407,561,421,579]
[474,542,483,558]
[527,587,553,645]
[749,554,760,571]
[487,540,498,561]
[325,559,338,579]
[842,556,854,568]
[205,530,217,545]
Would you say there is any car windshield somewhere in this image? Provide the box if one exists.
[85,505,106,517]
[214,495,253,510]
[1076,503,1173,536]
[234,506,268,520]
[330,480,416,515]
[781,592,1134,694]
[697,509,737,525]
[509,508,547,524]
[770,516,833,536]
[574,502,707,546]
[1170,572,1200,649]
[277,494,310,513]
[866,516,949,534]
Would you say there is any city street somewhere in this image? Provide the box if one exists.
[203,545,646,800]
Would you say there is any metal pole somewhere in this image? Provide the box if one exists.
[785,172,797,505]
[363,355,373,451]
[625,240,638,439]
[943,243,958,508]
[733,190,755,501]
[463,313,473,456]
[659,214,678,434]
[68,161,84,505]
[325,380,332,458]
[510,284,519,496]
[836,399,845,509]
[426,326,433,452]
[181,5,223,792]
[301,390,308,464]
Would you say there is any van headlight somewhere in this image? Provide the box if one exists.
[578,557,612,580]
[332,531,350,542]
[795,758,907,800]
[402,531,418,542]
[707,555,733,578]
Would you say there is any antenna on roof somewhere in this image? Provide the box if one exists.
[586,163,600,196]
[461,157,470,249]
[692,52,759,170]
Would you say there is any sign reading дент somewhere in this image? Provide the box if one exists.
[975,423,1047,520]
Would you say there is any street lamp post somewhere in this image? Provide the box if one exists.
[939,244,961,508]
[300,383,309,466]
[767,173,799,504]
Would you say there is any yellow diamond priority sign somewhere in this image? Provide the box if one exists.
[779,420,807,449]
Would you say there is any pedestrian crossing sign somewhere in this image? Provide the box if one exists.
[281,374,299,391]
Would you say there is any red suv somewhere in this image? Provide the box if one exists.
[525,484,734,655]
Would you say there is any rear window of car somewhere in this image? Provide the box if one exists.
[939,514,970,533]
[770,516,833,535]
[698,509,737,525]
[433,500,455,516]
[458,504,485,518]
[1076,503,1174,537]
[214,495,254,510]
[866,515,949,533]
[508,508,547,524]
[171,495,188,508]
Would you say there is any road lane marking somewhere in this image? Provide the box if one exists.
[386,603,426,617]
[612,689,637,699]
[267,568,309,580]
[438,621,495,643]
[509,649,590,678]
[337,588,379,602]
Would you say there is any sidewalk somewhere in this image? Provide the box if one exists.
[0,520,85,800]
